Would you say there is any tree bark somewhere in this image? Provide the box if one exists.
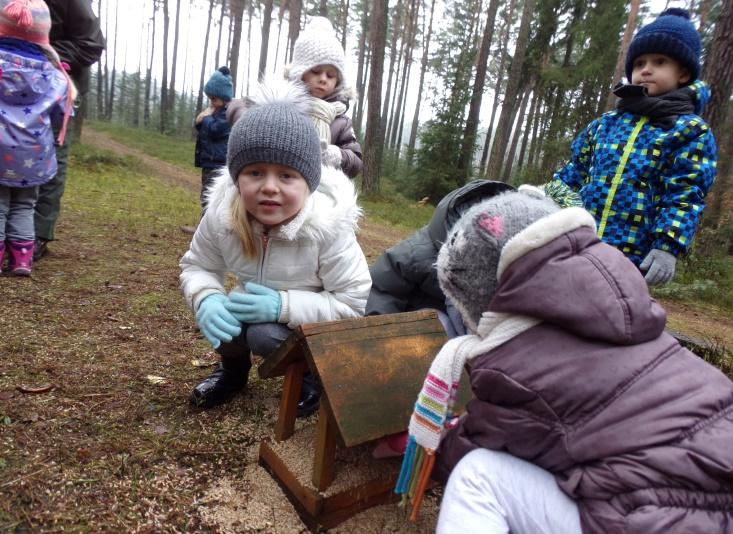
[144,1,156,127]
[486,0,533,180]
[287,0,302,63]
[197,0,216,115]
[215,0,227,67]
[702,0,733,229]
[160,0,170,133]
[228,0,245,94]
[353,6,369,138]
[167,0,182,121]
[362,0,389,193]
[379,0,404,137]
[458,0,501,179]
[501,82,532,182]
[405,0,436,167]
[258,0,274,81]
[604,0,640,111]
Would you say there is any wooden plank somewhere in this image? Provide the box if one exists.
[312,399,338,491]
[258,328,305,379]
[258,440,322,517]
[300,309,439,337]
[308,325,448,448]
[274,360,306,442]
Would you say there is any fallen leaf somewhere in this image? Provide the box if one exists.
[0,390,14,401]
[145,375,166,385]
[191,359,217,368]
[76,448,92,463]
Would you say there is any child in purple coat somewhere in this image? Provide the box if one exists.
[0,0,73,276]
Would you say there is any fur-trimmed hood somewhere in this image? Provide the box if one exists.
[204,163,362,241]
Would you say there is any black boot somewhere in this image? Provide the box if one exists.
[190,356,250,409]
[297,371,321,419]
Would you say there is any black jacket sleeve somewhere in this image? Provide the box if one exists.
[48,0,105,73]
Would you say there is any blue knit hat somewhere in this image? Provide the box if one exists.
[204,66,233,101]
[625,8,701,83]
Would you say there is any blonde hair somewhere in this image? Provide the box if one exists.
[231,193,258,258]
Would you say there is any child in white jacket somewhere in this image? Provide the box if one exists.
[179,81,371,414]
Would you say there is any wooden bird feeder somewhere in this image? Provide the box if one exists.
[257,310,470,530]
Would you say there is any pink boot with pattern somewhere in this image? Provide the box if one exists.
[7,240,34,276]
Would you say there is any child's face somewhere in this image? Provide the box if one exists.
[238,163,309,228]
[302,65,339,99]
[209,96,225,109]
[631,53,691,96]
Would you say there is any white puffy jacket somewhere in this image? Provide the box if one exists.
[179,166,371,328]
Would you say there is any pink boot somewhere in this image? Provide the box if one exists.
[7,240,34,276]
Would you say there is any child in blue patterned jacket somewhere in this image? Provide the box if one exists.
[552,8,716,286]
[0,0,74,276]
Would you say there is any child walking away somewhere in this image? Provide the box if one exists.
[396,189,733,532]
[180,81,371,415]
[552,8,716,286]
[0,0,74,276]
[194,66,232,214]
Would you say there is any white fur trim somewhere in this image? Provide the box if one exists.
[497,207,596,280]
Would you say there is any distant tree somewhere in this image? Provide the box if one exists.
[215,0,227,67]
[457,0,501,179]
[353,4,369,137]
[605,0,641,111]
[258,0,274,80]
[287,0,302,62]
[160,0,170,133]
[702,0,733,229]
[167,0,182,121]
[229,0,246,93]
[406,0,436,168]
[196,0,216,115]
[486,0,534,181]
[362,0,389,193]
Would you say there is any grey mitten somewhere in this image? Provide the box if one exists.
[323,144,342,168]
[640,249,676,286]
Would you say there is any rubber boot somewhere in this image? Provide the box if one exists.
[190,355,251,409]
[297,371,321,419]
[7,240,34,276]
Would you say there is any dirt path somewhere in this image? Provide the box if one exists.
[81,128,733,349]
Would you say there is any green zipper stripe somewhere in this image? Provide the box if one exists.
[597,116,648,238]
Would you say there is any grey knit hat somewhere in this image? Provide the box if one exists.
[227,81,321,192]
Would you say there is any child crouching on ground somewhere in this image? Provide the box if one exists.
[0,0,75,276]
[551,8,716,286]
[179,81,371,417]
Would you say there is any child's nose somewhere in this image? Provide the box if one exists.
[261,174,279,192]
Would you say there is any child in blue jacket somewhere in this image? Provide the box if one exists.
[552,9,716,286]
[194,67,232,213]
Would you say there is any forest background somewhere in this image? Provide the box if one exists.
[86,0,732,303]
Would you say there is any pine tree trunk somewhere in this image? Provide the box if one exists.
[379,0,404,137]
[106,0,119,120]
[160,0,170,133]
[478,0,515,176]
[96,0,104,120]
[215,0,226,67]
[390,0,418,152]
[287,0,302,62]
[604,0,640,111]
[701,0,733,229]
[144,2,156,127]
[272,2,284,73]
[353,6,369,138]
[517,84,539,174]
[229,0,245,94]
[197,0,215,115]
[457,0,501,179]
[698,0,712,31]
[258,0,274,80]
[501,82,532,182]
[167,0,182,121]
[362,0,389,194]
[340,0,349,49]
[319,0,328,16]
[246,0,254,94]
[405,0,436,168]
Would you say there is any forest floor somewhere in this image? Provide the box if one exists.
[0,128,730,532]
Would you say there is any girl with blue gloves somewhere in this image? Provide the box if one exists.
[179,81,371,414]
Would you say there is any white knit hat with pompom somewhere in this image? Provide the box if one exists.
[284,17,346,90]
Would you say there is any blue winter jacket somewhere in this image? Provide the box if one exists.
[194,106,230,169]
[552,80,717,265]
[0,42,69,188]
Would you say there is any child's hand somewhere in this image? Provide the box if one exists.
[225,282,282,324]
[195,107,214,124]
[196,294,242,348]
[640,249,676,286]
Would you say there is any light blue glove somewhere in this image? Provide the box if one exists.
[640,249,677,286]
[195,293,242,349]
[225,282,282,324]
